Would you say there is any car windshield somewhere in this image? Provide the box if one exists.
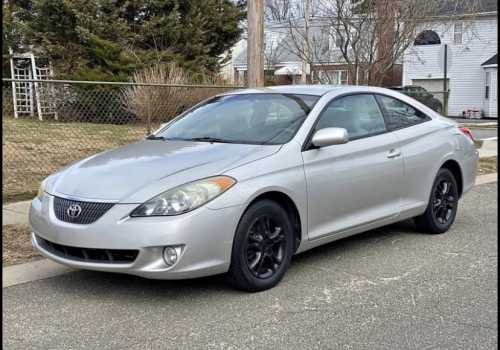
[155,93,319,145]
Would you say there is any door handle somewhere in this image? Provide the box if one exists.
[387,149,401,159]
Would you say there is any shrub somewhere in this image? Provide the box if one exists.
[121,63,233,133]
[400,85,443,113]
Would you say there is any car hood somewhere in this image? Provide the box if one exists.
[49,140,281,202]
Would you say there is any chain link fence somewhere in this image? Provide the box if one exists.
[2,79,240,203]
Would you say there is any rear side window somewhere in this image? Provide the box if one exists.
[376,95,431,131]
[315,94,387,140]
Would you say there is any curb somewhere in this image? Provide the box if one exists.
[460,123,498,129]
[475,173,498,186]
[2,173,497,289]
[3,259,75,288]
[3,200,32,226]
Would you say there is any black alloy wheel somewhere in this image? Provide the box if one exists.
[228,199,294,292]
[432,178,457,225]
[245,215,286,279]
[414,168,459,234]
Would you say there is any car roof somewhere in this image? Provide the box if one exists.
[220,84,443,120]
[225,85,391,97]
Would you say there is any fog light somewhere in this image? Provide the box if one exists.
[163,246,179,266]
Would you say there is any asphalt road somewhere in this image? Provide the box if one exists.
[3,183,497,350]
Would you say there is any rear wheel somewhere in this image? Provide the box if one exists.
[414,168,459,234]
[228,199,294,292]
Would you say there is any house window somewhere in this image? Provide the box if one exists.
[414,30,441,45]
[315,70,348,85]
[333,70,348,85]
[485,71,491,99]
[454,23,463,44]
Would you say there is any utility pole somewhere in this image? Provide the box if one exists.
[247,0,264,87]
[301,0,311,84]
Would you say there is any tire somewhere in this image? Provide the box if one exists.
[228,199,294,292]
[414,168,459,234]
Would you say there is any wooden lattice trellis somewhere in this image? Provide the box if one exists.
[9,50,57,120]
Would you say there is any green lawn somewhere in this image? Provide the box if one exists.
[2,117,147,203]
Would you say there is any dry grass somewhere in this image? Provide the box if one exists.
[2,117,146,203]
[478,156,498,175]
[2,224,42,266]
[3,81,234,203]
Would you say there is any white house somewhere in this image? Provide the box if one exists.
[220,38,247,84]
[402,1,497,118]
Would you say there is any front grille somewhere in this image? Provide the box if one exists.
[36,235,139,264]
[53,196,114,224]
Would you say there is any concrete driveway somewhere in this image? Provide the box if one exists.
[3,183,497,350]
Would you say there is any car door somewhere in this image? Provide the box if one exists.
[302,93,404,241]
[375,94,443,212]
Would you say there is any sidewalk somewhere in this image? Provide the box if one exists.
[478,140,498,158]
[3,200,32,226]
[452,117,498,125]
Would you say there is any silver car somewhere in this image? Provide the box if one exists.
[30,85,478,291]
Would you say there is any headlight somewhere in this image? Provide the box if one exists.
[130,176,236,217]
[36,180,46,201]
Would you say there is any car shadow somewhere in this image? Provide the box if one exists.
[47,219,422,298]
[292,218,419,265]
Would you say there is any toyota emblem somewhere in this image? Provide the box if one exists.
[67,203,82,219]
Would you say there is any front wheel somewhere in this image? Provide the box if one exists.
[228,199,294,292]
[414,168,459,234]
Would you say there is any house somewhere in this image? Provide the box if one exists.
[402,0,497,118]
[221,0,404,86]
[230,22,302,85]
[230,19,402,87]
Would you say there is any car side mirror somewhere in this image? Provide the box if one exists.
[311,127,349,148]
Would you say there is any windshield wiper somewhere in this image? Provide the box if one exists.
[145,134,166,140]
[189,137,235,143]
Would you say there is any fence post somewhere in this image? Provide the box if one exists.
[8,50,18,119]
[443,44,448,117]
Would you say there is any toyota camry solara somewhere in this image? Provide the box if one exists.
[30,85,478,291]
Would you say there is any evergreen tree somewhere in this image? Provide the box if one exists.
[25,0,138,80]
[132,0,245,74]
[2,0,245,80]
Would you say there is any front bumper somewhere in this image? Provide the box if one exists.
[29,194,243,279]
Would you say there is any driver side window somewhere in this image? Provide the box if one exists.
[315,94,387,140]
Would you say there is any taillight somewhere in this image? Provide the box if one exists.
[459,127,474,141]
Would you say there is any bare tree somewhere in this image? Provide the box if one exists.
[276,0,484,86]
[263,29,289,83]
[265,0,292,22]
[321,0,484,86]
[279,7,331,83]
